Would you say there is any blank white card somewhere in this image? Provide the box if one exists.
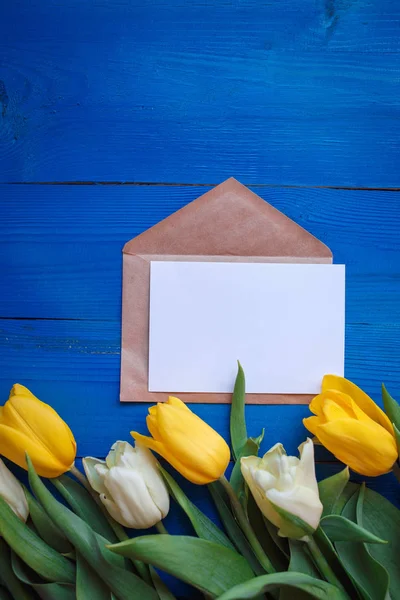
[149,262,345,394]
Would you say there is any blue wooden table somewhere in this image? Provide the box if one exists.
[0,0,399,514]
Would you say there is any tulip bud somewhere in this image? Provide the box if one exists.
[0,384,76,478]
[0,459,29,522]
[132,396,230,485]
[83,441,169,529]
[303,375,398,477]
[241,439,322,540]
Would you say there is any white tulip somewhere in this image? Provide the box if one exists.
[83,441,169,529]
[0,459,29,522]
[241,438,322,539]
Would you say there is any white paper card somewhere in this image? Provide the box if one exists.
[149,261,345,394]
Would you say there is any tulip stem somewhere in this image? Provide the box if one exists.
[306,536,346,592]
[155,521,169,535]
[219,475,275,574]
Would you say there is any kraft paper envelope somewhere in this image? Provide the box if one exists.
[120,177,332,404]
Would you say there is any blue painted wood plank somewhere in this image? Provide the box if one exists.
[1,1,400,185]
[1,184,399,321]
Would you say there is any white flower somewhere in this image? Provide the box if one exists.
[0,459,29,522]
[241,438,322,539]
[83,441,169,529]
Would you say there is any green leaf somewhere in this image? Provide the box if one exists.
[0,539,32,600]
[357,485,400,600]
[0,495,75,584]
[0,588,12,600]
[313,528,360,600]
[209,481,264,576]
[24,486,73,554]
[318,468,349,517]
[331,483,359,516]
[247,493,288,572]
[149,566,177,600]
[382,383,400,431]
[215,572,347,600]
[76,552,111,600]
[11,551,76,600]
[160,467,234,550]
[230,431,264,503]
[109,535,255,597]
[320,515,387,544]
[230,361,247,460]
[335,488,389,600]
[27,456,158,600]
[280,540,320,600]
[52,474,117,542]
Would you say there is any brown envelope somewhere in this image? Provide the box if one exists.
[120,178,332,404]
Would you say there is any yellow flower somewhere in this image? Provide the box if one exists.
[303,375,398,477]
[0,384,76,478]
[131,396,230,484]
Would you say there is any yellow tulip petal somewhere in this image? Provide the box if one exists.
[322,375,393,434]
[1,393,76,468]
[146,414,163,441]
[314,419,398,477]
[303,416,322,436]
[166,396,190,411]
[321,399,352,422]
[0,424,72,477]
[9,384,37,399]
[155,404,230,481]
[131,431,212,484]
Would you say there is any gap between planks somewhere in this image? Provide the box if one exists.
[3,181,400,192]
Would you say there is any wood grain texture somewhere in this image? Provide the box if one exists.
[1,184,399,320]
[1,1,400,185]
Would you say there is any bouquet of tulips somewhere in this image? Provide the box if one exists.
[0,365,399,599]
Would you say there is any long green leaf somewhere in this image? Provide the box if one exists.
[109,535,255,597]
[161,467,234,550]
[0,495,75,584]
[314,528,360,600]
[76,552,111,600]
[335,489,389,600]
[318,468,349,518]
[209,481,264,576]
[230,361,247,460]
[331,483,359,516]
[230,431,264,504]
[321,515,387,544]
[280,540,320,600]
[27,456,158,600]
[357,484,400,600]
[247,493,288,572]
[216,572,347,600]
[11,551,76,600]
[24,486,72,554]
[0,539,32,600]
[150,567,177,600]
[382,383,400,430]
[52,474,117,541]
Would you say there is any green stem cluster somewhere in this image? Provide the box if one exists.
[219,475,275,574]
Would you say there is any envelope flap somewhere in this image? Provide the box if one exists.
[123,178,332,259]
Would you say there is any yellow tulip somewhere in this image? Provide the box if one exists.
[303,375,398,476]
[0,384,76,478]
[131,396,230,484]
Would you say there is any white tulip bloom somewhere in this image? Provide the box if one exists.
[83,441,169,529]
[0,459,29,522]
[241,438,322,539]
